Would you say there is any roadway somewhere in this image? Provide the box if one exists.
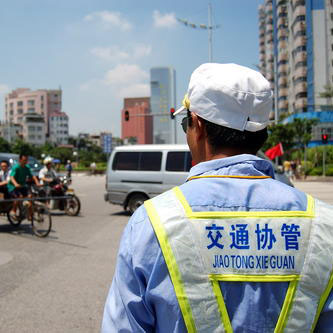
[0,174,332,332]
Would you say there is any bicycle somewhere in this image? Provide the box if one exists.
[6,185,52,238]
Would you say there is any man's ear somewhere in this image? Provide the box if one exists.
[191,113,205,139]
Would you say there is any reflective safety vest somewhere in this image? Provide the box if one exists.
[144,186,333,333]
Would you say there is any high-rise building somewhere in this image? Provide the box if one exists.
[150,67,176,144]
[121,97,153,144]
[258,0,333,119]
[4,88,68,143]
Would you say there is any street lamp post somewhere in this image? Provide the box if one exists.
[177,2,220,62]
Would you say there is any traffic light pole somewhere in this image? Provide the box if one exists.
[323,145,326,177]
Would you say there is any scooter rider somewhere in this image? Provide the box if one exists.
[39,157,58,186]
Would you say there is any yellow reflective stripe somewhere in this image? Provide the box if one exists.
[173,187,315,219]
[210,278,233,333]
[311,269,333,331]
[275,280,298,333]
[209,274,300,333]
[210,274,300,282]
[188,175,271,180]
[144,199,197,333]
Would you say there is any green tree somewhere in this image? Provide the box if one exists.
[292,118,319,174]
[0,137,12,153]
[262,123,295,156]
[51,147,73,164]
[11,139,35,156]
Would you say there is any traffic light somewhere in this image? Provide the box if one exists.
[170,108,175,119]
[322,134,329,144]
[124,110,129,121]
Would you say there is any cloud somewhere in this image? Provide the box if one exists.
[133,44,152,58]
[104,64,148,86]
[84,11,132,31]
[79,64,149,98]
[90,46,129,62]
[153,10,177,28]
[90,44,151,62]
[0,84,10,94]
[118,83,150,98]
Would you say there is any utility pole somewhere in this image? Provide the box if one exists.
[177,3,220,62]
[208,2,213,63]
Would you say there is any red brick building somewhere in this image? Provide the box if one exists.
[121,97,152,144]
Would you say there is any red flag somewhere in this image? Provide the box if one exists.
[265,143,284,160]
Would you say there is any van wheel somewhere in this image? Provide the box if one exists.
[128,194,147,215]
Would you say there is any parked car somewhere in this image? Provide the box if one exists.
[0,153,43,176]
[104,144,293,214]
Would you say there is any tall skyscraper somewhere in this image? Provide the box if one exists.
[150,67,176,144]
[258,0,333,120]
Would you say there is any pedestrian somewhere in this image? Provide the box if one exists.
[102,63,333,332]
[90,161,96,175]
[283,159,292,180]
[65,160,72,178]
[0,160,10,199]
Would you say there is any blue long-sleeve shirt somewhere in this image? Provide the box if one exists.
[102,154,333,332]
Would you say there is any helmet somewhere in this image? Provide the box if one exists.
[43,157,53,165]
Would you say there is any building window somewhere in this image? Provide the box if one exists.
[331,12,333,20]
[331,28,333,35]
[28,108,35,113]
[18,109,23,114]
[41,103,44,109]
[41,95,44,101]
[295,61,307,69]
[296,92,307,99]
[17,101,23,107]
[27,100,35,106]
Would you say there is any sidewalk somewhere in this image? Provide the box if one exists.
[293,176,333,182]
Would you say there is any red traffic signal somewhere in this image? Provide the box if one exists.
[124,110,129,121]
[322,134,328,144]
[170,108,175,119]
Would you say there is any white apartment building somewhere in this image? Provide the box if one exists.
[49,112,69,145]
[0,122,21,143]
[21,113,45,146]
[258,0,333,118]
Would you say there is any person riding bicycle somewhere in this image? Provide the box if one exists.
[7,154,40,218]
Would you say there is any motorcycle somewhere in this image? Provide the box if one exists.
[41,176,81,216]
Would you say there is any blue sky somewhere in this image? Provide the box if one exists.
[0,0,262,138]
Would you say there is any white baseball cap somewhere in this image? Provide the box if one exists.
[174,63,273,132]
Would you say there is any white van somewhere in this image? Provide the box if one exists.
[104,144,192,213]
[104,144,293,214]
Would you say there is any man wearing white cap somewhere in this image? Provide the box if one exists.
[102,63,333,332]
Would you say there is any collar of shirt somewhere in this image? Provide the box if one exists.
[187,154,275,180]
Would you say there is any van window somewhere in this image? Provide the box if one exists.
[166,152,192,172]
[140,152,162,171]
[113,152,139,170]
[113,152,162,171]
